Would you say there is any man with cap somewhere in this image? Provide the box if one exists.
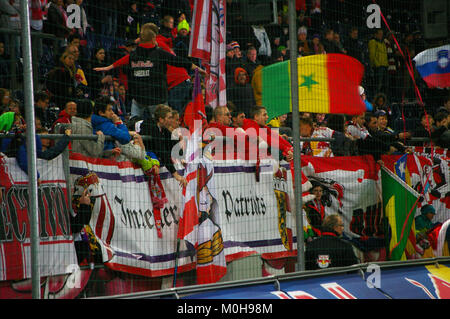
[415,204,437,234]
[226,42,243,86]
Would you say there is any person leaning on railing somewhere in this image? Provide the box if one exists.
[70,98,105,158]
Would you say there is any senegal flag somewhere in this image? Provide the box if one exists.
[262,54,366,120]
[381,167,420,261]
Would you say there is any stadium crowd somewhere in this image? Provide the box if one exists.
[0,0,448,273]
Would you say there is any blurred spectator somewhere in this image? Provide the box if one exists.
[242,106,293,162]
[333,32,346,54]
[0,41,11,89]
[357,112,404,162]
[327,114,358,156]
[45,51,80,108]
[125,1,141,41]
[231,108,245,129]
[139,104,187,187]
[70,98,106,158]
[52,100,77,132]
[415,204,438,234]
[346,112,369,140]
[226,41,244,87]
[359,86,373,111]
[376,109,411,142]
[0,111,24,156]
[343,27,364,63]
[65,44,89,97]
[173,20,190,60]
[304,182,326,237]
[412,113,434,146]
[91,96,131,157]
[243,46,260,81]
[305,214,359,270]
[161,0,191,25]
[384,31,402,101]
[1,0,21,58]
[368,29,389,96]
[72,0,91,54]
[159,15,176,48]
[322,29,340,54]
[0,0,20,35]
[431,111,450,148]
[0,88,11,114]
[372,92,389,114]
[34,90,53,130]
[43,0,71,48]
[167,109,180,132]
[297,26,312,57]
[140,0,163,27]
[37,127,51,151]
[311,34,325,55]
[16,126,72,181]
[226,67,255,117]
[86,47,113,100]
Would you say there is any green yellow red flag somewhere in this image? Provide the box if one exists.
[262,53,366,120]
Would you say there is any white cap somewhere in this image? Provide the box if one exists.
[358,86,365,95]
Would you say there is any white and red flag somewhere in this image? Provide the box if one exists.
[178,71,227,284]
[189,0,227,108]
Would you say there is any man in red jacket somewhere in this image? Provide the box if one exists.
[51,100,77,133]
[205,105,247,160]
[242,106,293,162]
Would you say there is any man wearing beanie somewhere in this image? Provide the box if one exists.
[415,204,437,234]
[173,20,190,60]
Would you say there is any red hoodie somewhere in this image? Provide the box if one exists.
[243,118,293,157]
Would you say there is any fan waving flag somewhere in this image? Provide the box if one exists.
[413,44,450,88]
[178,70,227,284]
[262,54,366,120]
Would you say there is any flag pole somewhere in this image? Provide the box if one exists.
[288,0,305,272]
[173,238,181,288]
[20,0,40,298]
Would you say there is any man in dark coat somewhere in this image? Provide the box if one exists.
[226,67,255,117]
[305,214,359,270]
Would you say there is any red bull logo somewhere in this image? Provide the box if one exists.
[317,255,331,269]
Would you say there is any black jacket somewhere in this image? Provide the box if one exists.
[127,44,192,105]
[305,229,359,270]
[139,121,178,174]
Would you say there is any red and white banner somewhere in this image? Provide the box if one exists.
[2,151,448,281]
[189,0,227,108]
[0,155,77,281]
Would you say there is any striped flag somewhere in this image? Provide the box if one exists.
[413,44,450,88]
[262,54,366,120]
[189,0,227,108]
[178,71,227,284]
